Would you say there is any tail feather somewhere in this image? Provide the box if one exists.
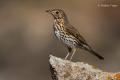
[88,49,104,60]
[82,45,104,60]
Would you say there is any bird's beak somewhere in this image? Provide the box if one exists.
[46,9,51,13]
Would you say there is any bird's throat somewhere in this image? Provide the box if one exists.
[53,19,65,31]
[54,19,64,26]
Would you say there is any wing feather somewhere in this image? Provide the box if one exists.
[65,24,87,45]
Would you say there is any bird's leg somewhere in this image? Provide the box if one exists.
[70,48,76,61]
[65,46,72,60]
[65,52,70,60]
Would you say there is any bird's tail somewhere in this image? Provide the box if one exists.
[82,45,104,60]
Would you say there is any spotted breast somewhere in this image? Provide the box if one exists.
[53,19,78,48]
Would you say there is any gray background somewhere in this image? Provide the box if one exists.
[0,0,120,80]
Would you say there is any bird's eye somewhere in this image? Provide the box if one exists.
[56,11,59,14]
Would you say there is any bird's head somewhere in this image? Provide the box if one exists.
[46,9,67,20]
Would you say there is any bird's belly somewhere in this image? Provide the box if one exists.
[54,31,77,47]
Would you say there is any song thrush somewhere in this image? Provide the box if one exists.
[46,9,104,60]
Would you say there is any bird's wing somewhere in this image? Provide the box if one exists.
[65,24,87,45]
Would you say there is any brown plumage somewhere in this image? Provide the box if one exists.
[46,9,104,60]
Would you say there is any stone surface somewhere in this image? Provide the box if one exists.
[49,55,120,80]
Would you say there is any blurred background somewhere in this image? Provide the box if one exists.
[0,0,120,80]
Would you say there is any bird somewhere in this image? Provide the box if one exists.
[46,9,104,60]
